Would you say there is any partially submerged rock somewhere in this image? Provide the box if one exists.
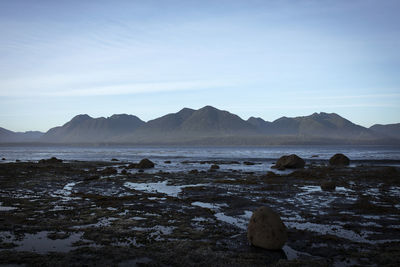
[189,169,199,174]
[100,167,117,175]
[127,158,155,169]
[137,158,155,169]
[264,171,277,178]
[321,181,336,191]
[111,158,119,162]
[247,206,287,250]
[329,154,350,166]
[38,157,63,164]
[272,154,305,169]
[210,164,220,170]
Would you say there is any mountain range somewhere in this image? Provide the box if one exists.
[1,106,399,145]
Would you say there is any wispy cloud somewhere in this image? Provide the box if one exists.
[297,93,400,100]
[257,103,398,109]
[48,80,233,96]
[0,79,234,97]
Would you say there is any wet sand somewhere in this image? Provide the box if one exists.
[0,160,399,266]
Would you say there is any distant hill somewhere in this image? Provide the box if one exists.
[1,106,399,145]
[247,112,378,140]
[370,123,400,139]
[118,106,258,143]
[41,114,145,143]
[0,127,44,142]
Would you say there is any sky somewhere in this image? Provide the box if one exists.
[0,0,399,132]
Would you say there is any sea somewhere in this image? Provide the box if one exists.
[1,145,399,173]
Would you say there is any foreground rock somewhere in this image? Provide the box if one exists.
[272,154,305,169]
[127,158,155,169]
[247,206,287,250]
[321,181,336,191]
[329,153,350,166]
[38,157,63,164]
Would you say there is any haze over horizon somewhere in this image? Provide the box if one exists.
[1,0,399,132]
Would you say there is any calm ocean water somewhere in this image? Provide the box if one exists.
[1,145,400,162]
[1,145,400,173]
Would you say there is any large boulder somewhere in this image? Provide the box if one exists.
[247,206,287,250]
[329,154,350,166]
[137,158,155,169]
[272,154,305,169]
[127,158,155,169]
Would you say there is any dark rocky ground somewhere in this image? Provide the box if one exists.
[0,159,399,266]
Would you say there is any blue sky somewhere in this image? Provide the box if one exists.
[1,0,399,132]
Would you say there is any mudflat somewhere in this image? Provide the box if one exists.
[0,160,399,266]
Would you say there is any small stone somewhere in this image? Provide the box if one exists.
[100,167,117,175]
[210,164,220,170]
[321,181,336,191]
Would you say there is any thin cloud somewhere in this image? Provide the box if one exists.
[258,103,398,109]
[297,93,400,100]
[48,80,233,96]
[0,79,234,97]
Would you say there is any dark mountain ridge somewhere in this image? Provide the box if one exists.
[42,114,145,143]
[1,106,398,145]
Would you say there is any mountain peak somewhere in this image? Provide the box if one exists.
[199,105,219,112]
[70,114,92,122]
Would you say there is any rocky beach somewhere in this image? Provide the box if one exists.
[0,155,399,266]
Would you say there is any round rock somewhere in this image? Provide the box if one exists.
[247,206,287,250]
[137,158,155,169]
[329,153,350,166]
[273,154,305,169]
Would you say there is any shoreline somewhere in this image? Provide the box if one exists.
[0,160,399,266]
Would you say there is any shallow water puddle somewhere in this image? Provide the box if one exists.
[0,231,88,253]
[298,185,353,194]
[190,201,252,229]
[191,201,228,210]
[0,202,17,211]
[51,181,82,201]
[284,221,400,244]
[124,181,207,197]
[131,225,176,241]
[282,245,313,260]
[73,217,119,229]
